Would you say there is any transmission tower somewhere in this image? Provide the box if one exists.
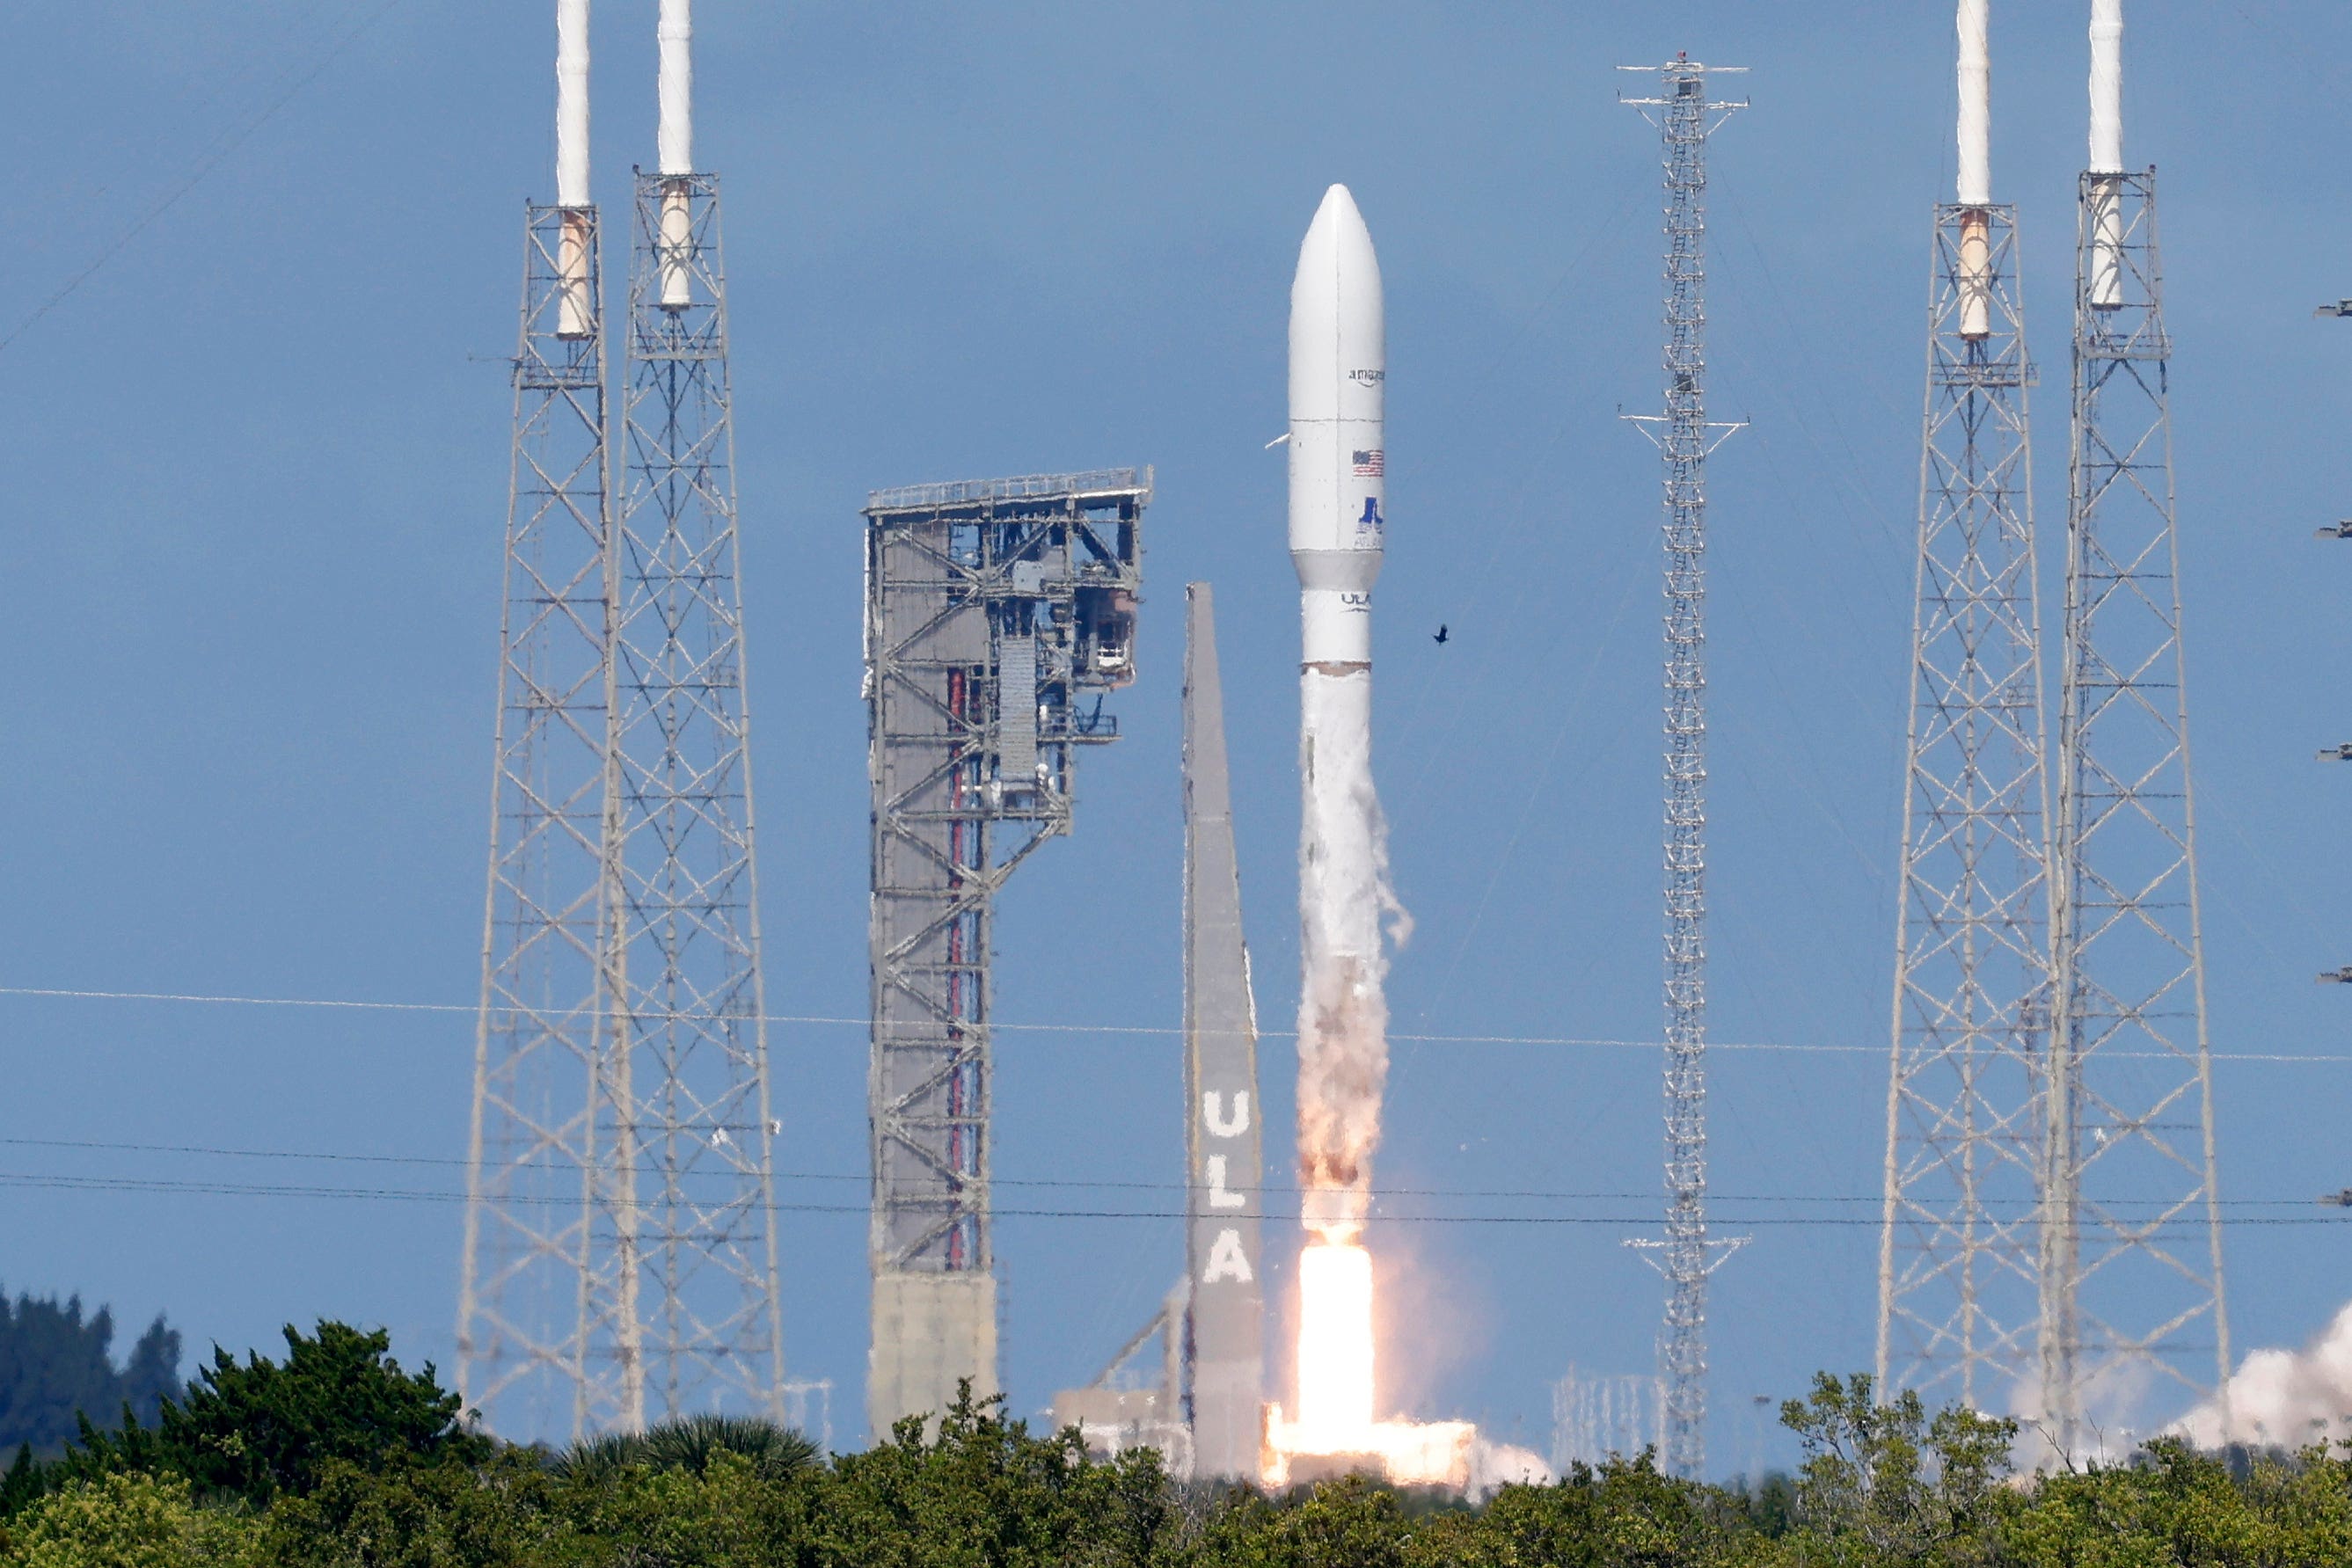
[2044,0,2230,1452]
[458,0,636,1439]
[862,470,1148,1439]
[603,0,788,1421]
[1877,0,2055,1414]
[1618,55,1745,1481]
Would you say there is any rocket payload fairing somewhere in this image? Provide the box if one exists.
[1289,185,1391,1242]
[1289,183,1384,670]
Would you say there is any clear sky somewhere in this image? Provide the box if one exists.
[0,0,2347,1475]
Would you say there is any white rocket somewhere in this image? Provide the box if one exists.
[1289,184,1384,670]
[1288,185,1391,1241]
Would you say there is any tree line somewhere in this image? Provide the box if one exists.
[3,1316,2350,1565]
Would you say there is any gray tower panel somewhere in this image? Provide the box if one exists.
[1180,584,1265,1481]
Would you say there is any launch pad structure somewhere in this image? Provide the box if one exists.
[1051,582,1267,1482]
[862,470,1148,1439]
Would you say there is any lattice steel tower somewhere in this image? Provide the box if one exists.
[460,0,791,1439]
[1618,55,1744,1481]
[604,0,788,1423]
[459,0,634,1438]
[2043,0,2228,1455]
[1877,0,2056,1414]
[862,471,1147,1438]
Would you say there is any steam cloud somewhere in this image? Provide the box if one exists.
[2172,1301,2352,1451]
[1297,668,1410,1239]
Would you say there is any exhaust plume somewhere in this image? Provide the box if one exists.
[2173,1301,2352,1451]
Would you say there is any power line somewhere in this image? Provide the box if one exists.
[2,1167,2344,1229]
[0,983,2343,1062]
[10,1133,2329,1212]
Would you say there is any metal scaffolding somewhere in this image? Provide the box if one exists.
[862,470,1147,1438]
[2044,166,2229,1454]
[1877,200,2055,1411]
[1619,55,1745,1481]
[604,165,788,1422]
[458,201,634,1439]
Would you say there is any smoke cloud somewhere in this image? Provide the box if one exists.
[1297,668,1410,1240]
[2172,1301,2352,1451]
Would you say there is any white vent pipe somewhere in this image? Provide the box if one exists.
[657,0,694,310]
[556,0,591,208]
[659,0,692,176]
[1955,0,1993,339]
[2088,0,2125,309]
[1955,0,1991,207]
[554,0,594,338]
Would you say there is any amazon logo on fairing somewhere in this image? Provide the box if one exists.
[1348,368,1384,384]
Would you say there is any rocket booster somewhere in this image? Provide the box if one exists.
[1289,185,1384,668]
[1289,185,1390,1240]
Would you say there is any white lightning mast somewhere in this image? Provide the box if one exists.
[2046,0,2231,1458]
[1879,0,2056,1414]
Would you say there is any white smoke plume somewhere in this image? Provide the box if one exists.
[1297,667,1411,1241]
[2172,1301,2352,1451]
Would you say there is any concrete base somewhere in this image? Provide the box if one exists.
[869,1270,997,1440]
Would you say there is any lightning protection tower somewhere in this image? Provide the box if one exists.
[458,0,637,1439]
[1877,0,2056,1414]
[604,0,789,1421]
[2044,0,2229,1455]
[862,470,1148,1439]
[1618,55,1745,1482]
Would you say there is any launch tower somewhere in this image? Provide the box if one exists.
[1877,0,2056,1413]
[1618,55,1745,1483]
[2044,0,2229,1453]
[459,0,795,1439]
[457,0,630,1439]
[604,0,789,1421]
[862,470,1148,1438]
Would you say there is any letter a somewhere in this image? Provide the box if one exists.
[1203,1227,1253,1285]
[1202,1090,1251,1139]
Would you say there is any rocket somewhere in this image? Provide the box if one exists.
[1289,184,1384,670]
[1288,185,1391,1242]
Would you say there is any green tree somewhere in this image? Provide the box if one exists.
[553,1412,821,1487]
[1779,1372,2013,1567]
[817,1382,1169,1568]
[0,1292,180,1457]
[0,1470,255,1568]
[258,1452,567,1568]
[66,1321,488,1506]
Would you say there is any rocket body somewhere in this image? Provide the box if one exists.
[1289,186,1391,1241]
[1289,185,1385,667]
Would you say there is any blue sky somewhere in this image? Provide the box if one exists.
[0,0,2348,1474]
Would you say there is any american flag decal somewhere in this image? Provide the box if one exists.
[1351,449,1384,476]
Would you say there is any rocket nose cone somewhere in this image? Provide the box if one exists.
[1298,184,1371,266]
[1291,183,1382,307]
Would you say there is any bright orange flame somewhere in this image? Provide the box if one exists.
[1263,1236,1476,1489]
[1294,1240,1375,1443]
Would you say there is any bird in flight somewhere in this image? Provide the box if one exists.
[1432,624,1450,645]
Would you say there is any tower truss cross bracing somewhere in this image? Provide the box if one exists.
[607,166,789,1422]
[459,201,639,1440]
[1618,57,1745,1483]
[1877,201,2056,1412]
[862,470,1148,1438]
[2045,166,2229,1455]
